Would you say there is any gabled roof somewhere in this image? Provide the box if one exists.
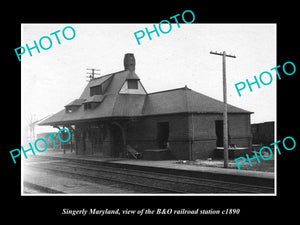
[40,70,145,125]
[40,70,251,126]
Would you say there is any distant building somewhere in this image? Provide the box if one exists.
[40,53,253,160]
[251,121,275,145]
[36,132,56,149]
[36,132,66,149]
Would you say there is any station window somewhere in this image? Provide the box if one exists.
[65,106,72,113]
[84,103,92,110]
[157,122,169,148]
[127,80,138,89]
[90,85,102,96]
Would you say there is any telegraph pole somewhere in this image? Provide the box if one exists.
[210,51,236,168]
[86,68,101,80]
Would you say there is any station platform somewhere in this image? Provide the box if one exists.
[25,151,275,180]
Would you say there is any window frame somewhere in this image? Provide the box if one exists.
[90,85,103,96]
[127,80,138,89]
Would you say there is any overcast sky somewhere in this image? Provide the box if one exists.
[21,23,276,135]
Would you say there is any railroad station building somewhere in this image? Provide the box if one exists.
[40,53,253,160]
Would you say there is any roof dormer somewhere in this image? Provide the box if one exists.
[119,71,146,95]
[65,99,86,113]
[83,95,105,110]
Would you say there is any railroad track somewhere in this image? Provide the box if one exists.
[23,157,274,194]
[23,181,65,194]
[24,161,182,193]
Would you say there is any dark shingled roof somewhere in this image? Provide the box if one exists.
[40,70,251,126]
[85,95,105,103]
[143,87,251,115]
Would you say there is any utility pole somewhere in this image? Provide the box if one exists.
[86,68,100,80]
[210,51,236,168]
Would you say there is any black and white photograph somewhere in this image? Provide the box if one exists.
[21,23,276,195]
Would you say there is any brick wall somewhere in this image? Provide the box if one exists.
[125,113,251,160]
[251,121,274,145]
[72,112,251,160]
[188,113,252,160]
[126,114,190,159]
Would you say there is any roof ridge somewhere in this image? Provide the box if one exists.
[188,89,253,114]
[148,86,191,95]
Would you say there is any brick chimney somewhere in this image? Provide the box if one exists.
[124,53,135,71]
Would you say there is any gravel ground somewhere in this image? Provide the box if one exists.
[175,157,275,172]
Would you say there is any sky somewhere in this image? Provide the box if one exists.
[21,23,276,137]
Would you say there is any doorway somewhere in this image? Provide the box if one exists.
[215,120,230,147]
[111,124,124,157]
[215,120,223,147]
[157,122,169,148]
